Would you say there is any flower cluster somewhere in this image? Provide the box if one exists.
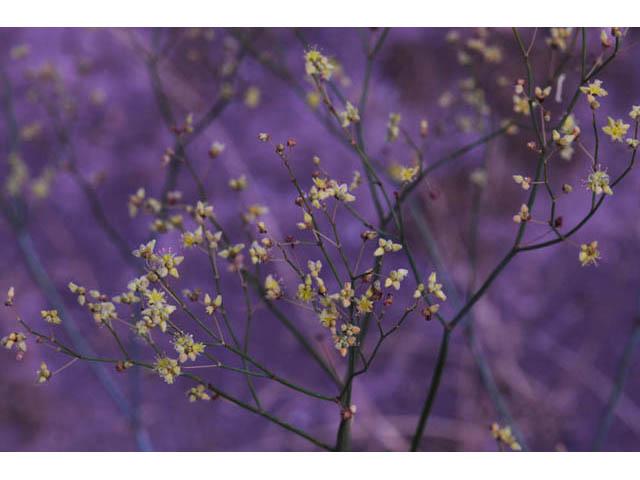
[304,49,334,80]
[586,168,613,196]
[36,361,51,384]
[40,309,61,325]
[140,288,177,333]
[374,238,402,257]
[491,422,522,451]
[386,113,402,141]
[173,333,205,363]
[308,176,356,207]
[155,356,181,384]
[579,241,601,267]
[1,332,27,352]
[187,384,211,402]
[333,323,361,357]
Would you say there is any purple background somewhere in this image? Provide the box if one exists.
[1,27,640,451]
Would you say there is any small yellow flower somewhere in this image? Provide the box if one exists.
[304,49,334,80]
[427,272,447,301]
[265,274,282,300]
[374,238,402,257]
[155,357,181,384]
[398,166,419,183]
[350,171,362,191]
[128,188,145,217]
[602,117,630,142]
[512,204,531,224]
[132,239,156,259]
[629,105,640,120]
[512,175,531,190]
[1,332,27,352]
[36,362,51,384]
[195,201,214,222]
[333,323,361,357]
[297,211,314,230]
[41,309,61,325]
[182,226,203,248]
[552,129,575,147]
[580,79,608,98]
[340,101,360,128]
[356,295,373,313]
[336,282,355,308]
[319,308,338,330]
[560,114,580,136]
[491,423,522,451]
[187,384,211,402]
[173,334,206,363]
[296,275,316,303]
[386,113,402,141]
[249,240,268,264]
[384,269,409,290]
[156,252,184,278]
[579,241,601,267]
[218,243,245,259]
[512,94,531,116]
[534,86,552,101]
[204,293,222,315]
[546,28,572,51]
[586,168,613,196]
[229,174,248,191]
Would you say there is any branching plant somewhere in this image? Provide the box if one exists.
[1,27,639,451]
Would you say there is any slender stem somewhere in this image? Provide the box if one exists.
[593,311,640,450]
[410,328,450,451]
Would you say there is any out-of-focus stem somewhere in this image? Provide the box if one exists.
[593,299,640,451]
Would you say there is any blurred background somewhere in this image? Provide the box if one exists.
[1,27,640,452]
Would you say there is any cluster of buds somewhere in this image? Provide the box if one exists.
[534,85,551,102]
[333,323,361,357]
[304,49,334,80]
[1,332,27,356]
[41,309,61,325]
[204,293,222,315]
[386,113,402,141]
[586,168,613,196]
[546,28,572,51]
[512,175,532,190]
[264,274,283,300]
[385,269,409,291]
[173,333,205,363]
[374,238,402,257]
[339,101,360,128]
[249,240,269,264]
[187,384,212,402]
[491,422,522,451]
[229,174,248,191]
[155,356,181,384]
[580,79,608,109]
[579,241,601,267]
[512,204,531,224]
